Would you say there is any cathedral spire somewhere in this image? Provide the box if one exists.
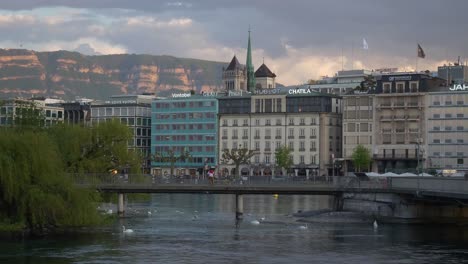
[246,28,256,92]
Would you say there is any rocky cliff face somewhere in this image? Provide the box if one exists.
[0,49,225,100]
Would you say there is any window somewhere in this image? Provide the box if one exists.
[300,118,305,125]
[458,159,464,165]
[433,126,440,131]
[299,141,305,151]
[265,155,271,164]
[243,129,248,138]
[276,119,282,125]
[233,119,238,126]
[275,128,282,138]
[222,119,228,126]
[276,141,281,149]
[222,129,227,137]
[457,126,464,131]
[255,129,260,138]
[255,119,260,126]
[433,114,440,119]
[289,118,294,125]
[434,152,440,156]
[288,128,294,138]
[255,155,260,164]
[445,113,452,118]
[266,119,271,126]
[288,141,294,150]
[446,126,452,131]
[265,129,271,138]
[445,152,452,157]
[457,139,464,143]
[299,128,305,137]
[300,155,305,163]
[433,139,440,143]
[445,139,452,143]
[255,141,260,150]
[243,119,248,126]
[457,113,464,118]
[410,82,419,92]
[383,83,391,93]
[396,82,404,93]
[311,118,316,125]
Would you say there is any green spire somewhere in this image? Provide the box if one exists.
[246,29,256,92]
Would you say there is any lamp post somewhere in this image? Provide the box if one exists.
[415,138,423,193]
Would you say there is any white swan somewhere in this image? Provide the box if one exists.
[122,225,134,234]
[373,220,378,229]
[250,220,260,225]
[106,209,113,214]
[260,217,266,221]
[298,224,308,230]
[147,211,152,216]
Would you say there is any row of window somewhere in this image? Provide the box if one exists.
[222,128,317,138]
[248,154,317,165]
[91,106,151,117]
[154,146,216,153]
[154,101,216,109]
[155,123,216,131]
[382,82,419,93]
[221,140,318,151]
[431,126,466,131]
[92,117,151,126]
[432,113,466,118]
[154,135,216,141]
[155,112,216,120]
[222,117,318,127]
[432,139,466,144]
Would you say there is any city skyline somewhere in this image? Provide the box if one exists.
[0,0,467,85]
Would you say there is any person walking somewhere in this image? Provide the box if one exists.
[208,170,214,185]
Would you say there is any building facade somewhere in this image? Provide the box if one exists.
[151,93,218,177]
[218,88,342,177]
[426,87,468,174]
[342,73,445,174]
[90,94,154,172]
[0,98,64,127]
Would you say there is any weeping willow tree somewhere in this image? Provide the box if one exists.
[0,129,102,232]
[47,120,142,174]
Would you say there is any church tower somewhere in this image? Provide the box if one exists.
[246,29,256,92]
[222,55,246,91]
[255,62,276,89]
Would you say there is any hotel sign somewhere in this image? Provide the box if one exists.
[254,88,281,95]
[449,84,468,91]
[388,76,412,81]
[288,88,313,94]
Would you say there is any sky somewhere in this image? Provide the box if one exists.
[0,0,467,85]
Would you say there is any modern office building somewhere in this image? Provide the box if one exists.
[437,63,468,85]
[342,72,446,174]
[426,86,468,174]
[218,87,342,177]
[0,98,64,126]
[90,94,154,172]
[151,93,218,177]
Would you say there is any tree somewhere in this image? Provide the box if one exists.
[151,148,191,176]
[275,145,293,176]
[47,120,142,174]
[355,75,376,92]
[220,147,255,178]
[351,145,372,172]
[0,129,102,233]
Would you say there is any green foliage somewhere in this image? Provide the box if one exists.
[48,120,142,174]
[221,147,255,178]
[356,75,376,91]
[275,145,293,175]
[351,145,372,172]
[0,129,102,232]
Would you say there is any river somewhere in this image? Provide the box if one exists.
[0,194,467,264]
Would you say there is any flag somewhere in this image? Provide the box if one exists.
[417,44,425,58]
[362,38,368,50]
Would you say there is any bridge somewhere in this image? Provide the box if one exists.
[72,174,468,222]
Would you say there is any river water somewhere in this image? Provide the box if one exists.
[1,194,467,264]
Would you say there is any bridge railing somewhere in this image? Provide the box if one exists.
[70,174,390,189]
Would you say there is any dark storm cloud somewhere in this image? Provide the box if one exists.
[5,0,463,59]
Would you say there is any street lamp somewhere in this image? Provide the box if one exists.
[415,138,423,192]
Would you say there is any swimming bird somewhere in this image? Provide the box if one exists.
[373,220,378,229]
[147,211,152,216]
[260,217,266,221]
[106,209,113,214]
[298,224,308,230]
[250,220,260,225]
[122,225,134,234]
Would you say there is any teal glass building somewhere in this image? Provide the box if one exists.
[151,94,218,177]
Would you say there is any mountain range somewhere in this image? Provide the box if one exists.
[0,49,227,100]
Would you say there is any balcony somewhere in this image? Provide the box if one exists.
[408,128,419,133]
[373,154,418,160]
[394,102,405,107]
[395,128,405,133]
[222,136,228,139]
[407,115,420,121]
[264,148,271,152]
[275,136,282,139]
[394,115,405,120]
[299,135,305,139]
[380,116,393,121]
[242,136,249,139]
[231,136,238,140]
[310,148,317,151]
[288,136,295,139]
[310,135,317,139]
[299,148,306,152]
[407,102,419,107]
[379,103,392,108]
[254,136,260,139]
[265,136,271,139]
